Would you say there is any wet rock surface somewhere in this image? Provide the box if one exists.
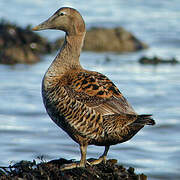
[55,27,148,52]
[139,56,179,65]
[0,158,147,180]
[0,20,52,65]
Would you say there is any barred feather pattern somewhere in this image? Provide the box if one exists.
[42,80,104,144]
[42,78,150,146]
[101,114,144,145]
[42,67,156,146]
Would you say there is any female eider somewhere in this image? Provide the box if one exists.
[32,7,155,170]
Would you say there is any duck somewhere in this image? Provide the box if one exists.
[32,7,155,170]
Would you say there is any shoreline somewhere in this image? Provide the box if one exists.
[0,158,147,180]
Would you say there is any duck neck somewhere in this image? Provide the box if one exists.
[46,32,85,78]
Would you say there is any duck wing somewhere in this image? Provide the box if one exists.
[64,70,136,116]
[55,70,155,140]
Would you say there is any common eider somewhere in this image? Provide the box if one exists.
[32,7,155,170]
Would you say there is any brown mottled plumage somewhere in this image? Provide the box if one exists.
[32,7,155,170]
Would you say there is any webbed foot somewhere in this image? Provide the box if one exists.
[88,156,107,165]
[60,162,85,171]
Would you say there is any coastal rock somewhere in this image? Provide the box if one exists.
[0,158,147,180]
[0,21,149,65]
[0,20,52,65]
[139,56,179,65]
[55,27,148,52]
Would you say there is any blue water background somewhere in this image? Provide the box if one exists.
[0,1,180,179]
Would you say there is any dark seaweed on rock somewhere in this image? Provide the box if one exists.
[0,20,52,64]
[139,56,179,65]
[0,158,147,180]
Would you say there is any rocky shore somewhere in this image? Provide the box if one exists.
[55,27,148,52]
[0,158,147,180]
[1,20,179,66]
[0,20,147,65]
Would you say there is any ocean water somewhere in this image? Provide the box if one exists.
[0,1,180,179]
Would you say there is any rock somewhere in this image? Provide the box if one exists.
[139,56,179,65]
[0,21,149,64]
[55,27,148,52]
[0,158,147,180]
[0,47,40,64]
[0,20,52,65]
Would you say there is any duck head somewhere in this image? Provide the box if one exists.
[32,7,86,36]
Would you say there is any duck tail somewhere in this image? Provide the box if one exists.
[135,114,155,126]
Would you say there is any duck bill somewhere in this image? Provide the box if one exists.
[32,15,56,31]
[32,20,51,31]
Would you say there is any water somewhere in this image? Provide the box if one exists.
[0,1,180,179]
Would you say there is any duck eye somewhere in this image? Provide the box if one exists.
[59,12,65,16]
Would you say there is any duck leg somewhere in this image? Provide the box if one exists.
[60,144,87,170]
[79,144,87,167]
[89,145,110,165]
